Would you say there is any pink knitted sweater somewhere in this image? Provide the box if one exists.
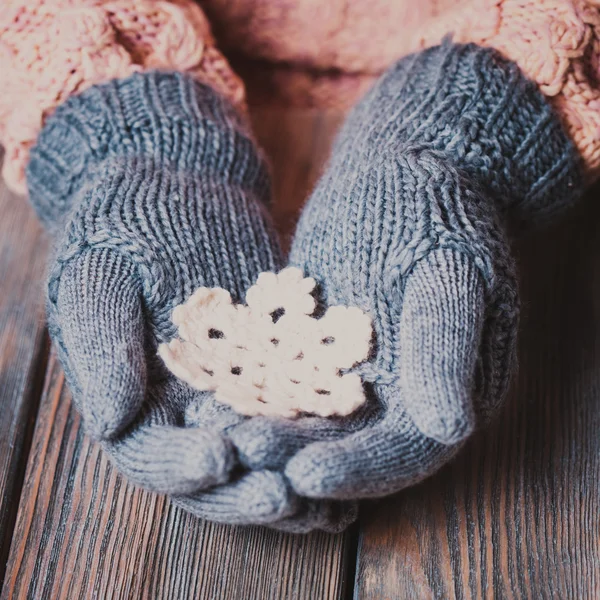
[1,0,600,192]
[211,0,600,178]
[0,0,245,194]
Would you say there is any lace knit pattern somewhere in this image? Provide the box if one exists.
[159,267,373,419]
[0,0,245,194]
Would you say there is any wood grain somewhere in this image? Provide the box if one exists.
[354,187,600,599]
[0,167,49,585]
[1,354,352,600]
[1,111,354,600]
[8,102,598,599]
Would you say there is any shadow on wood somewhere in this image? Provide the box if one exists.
[1,354,352,600]
[0,161,49,587]
[355,186,600,599]
[3,104,599,599]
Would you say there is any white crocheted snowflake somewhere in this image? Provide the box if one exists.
[159,267,373,418]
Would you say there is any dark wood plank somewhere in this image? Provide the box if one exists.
[354,187,600,599]
[2,353,351,600]
[0,164,49,585]
[1,111,354,600]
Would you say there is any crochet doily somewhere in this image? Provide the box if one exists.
[159,268,373,418]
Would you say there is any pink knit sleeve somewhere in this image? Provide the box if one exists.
[198,0,600,180]
[408,0,600,179]
[0,0,246,195]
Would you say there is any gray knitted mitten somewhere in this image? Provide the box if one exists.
[26,71,356,530]
[167,393,357,531]
[228,41,584,500]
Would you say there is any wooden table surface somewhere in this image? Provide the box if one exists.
[1,109,599,599]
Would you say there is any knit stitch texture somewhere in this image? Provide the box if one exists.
[27,68,277,471]
[26,69,356,531]
[204,0,600,179]
[3,0,600,185]
[0,0,245,194]
[159,266,373,418]
[228,41,585,500]
[409,0,600,178]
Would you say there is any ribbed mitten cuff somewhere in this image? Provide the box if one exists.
[0,0,245,195]
[26,71,267,230]
[331,41,584,229]
[408,0,600,179]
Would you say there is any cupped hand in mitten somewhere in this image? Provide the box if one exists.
[28,70,282,497]
[27,70,358,530]
[224,41,583,500]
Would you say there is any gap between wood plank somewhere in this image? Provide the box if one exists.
[0,159,52,589]
[353,185,600,599]
[0,335,49,589]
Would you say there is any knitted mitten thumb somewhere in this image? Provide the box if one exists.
[227,41,585,500]
[26,71,360,532]
[27,70,281,450]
